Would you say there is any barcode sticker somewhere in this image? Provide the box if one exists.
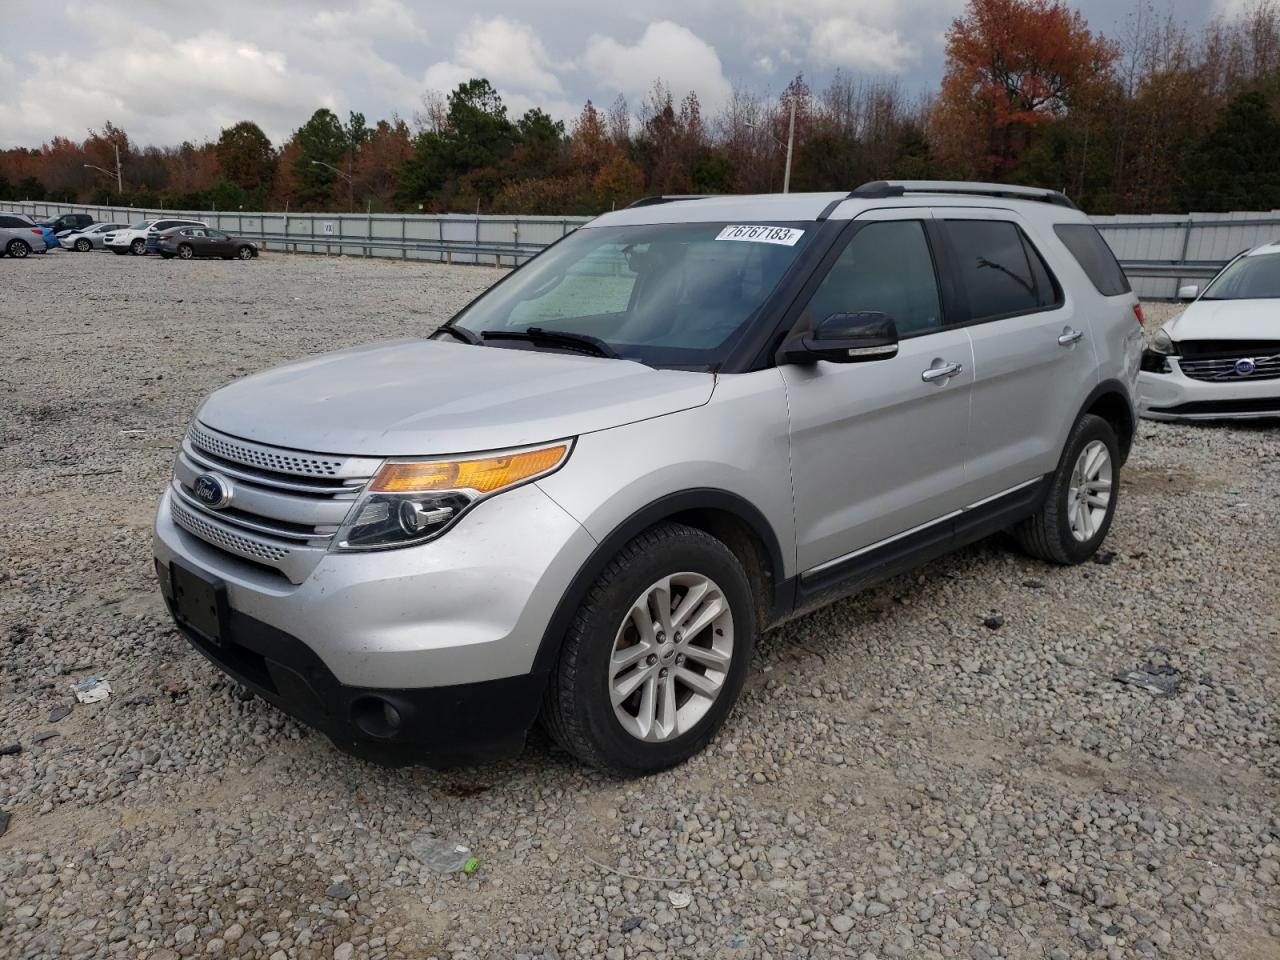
[714,225,804,246]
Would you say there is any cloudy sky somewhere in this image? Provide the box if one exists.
[0,0,1240,149]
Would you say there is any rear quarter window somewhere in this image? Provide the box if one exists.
[1053,224,1131,296]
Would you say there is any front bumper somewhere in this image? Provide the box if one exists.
[1138,361,1280,420]
[153,484,597,763]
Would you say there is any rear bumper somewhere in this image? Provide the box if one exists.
[1138,365,1280,420]
[157,559,547,765]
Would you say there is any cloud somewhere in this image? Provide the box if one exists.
[810,18,919,72]
[583,21,732,110]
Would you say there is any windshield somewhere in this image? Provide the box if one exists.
[448,221,813,369]
[1202,252,1280,300]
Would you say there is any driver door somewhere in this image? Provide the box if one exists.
[782,210,974,574]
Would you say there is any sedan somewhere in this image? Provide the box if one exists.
[157,226,259,260]
[61,223,130,252]
[1139,242,1280,421]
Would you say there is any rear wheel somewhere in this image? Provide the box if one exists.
[178,244,194,260]
[7,239,30,258]
[74,238,91,252]
[130,238,145,255]
[1015,414,1120,565]
[542,522,755,773]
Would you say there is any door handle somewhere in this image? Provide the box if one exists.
[1058,328,1084,346]
[921,360,964,383]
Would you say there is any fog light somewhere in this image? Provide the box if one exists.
[351,696,403,739]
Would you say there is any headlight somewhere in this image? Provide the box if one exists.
[1149,327,1177,355]
[332,441,572,551]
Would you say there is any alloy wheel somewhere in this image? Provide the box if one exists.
[609,572,734,742]
[1066,440,1112,542]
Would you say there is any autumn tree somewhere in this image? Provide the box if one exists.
[216,121,276,193]
[932,0,1119,178]
[352,117,412,211]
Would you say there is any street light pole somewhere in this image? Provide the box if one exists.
[782,97,796,195]
[311,160,354,212]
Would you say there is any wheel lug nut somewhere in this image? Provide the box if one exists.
[659,668,668,678]
[676,654,685,665]
[674,632,683,643]
[647,654,657,665]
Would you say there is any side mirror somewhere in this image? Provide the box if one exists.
[1177,284,1199,301]
[780,311,900,364]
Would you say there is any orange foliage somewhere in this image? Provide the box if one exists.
[932,0,1118,177]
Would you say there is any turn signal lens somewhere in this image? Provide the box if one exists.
[1132,303,1145,326]
[370,443,570,494]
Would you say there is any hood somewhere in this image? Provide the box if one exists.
[1167,298,1280,342]
[196,338,715,456]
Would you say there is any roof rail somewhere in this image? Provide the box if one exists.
[625,195,710,209]
[849,180,1079,211]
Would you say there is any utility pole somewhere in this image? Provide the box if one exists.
[114,142,122,194]
[782,96,796,195]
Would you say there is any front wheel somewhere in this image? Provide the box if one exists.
[6,239,30,258]
[75,238,91,252]
[1015,414,1120,564]
[236,245,253,260]
[542,522,755,773]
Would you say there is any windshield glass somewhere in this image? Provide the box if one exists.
[449,221,813,369]
[1202,252,1280,300]
[129,221,151,230]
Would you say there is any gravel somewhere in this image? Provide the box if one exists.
[1,250,1278,959]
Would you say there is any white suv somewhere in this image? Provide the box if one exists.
[153,181,1144,772]
[105,217,205,256]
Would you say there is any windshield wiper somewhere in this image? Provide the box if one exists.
[480,327,619,359]
[434,321,482,345]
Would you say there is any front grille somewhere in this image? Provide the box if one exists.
[1178,345,1280,382]
[170,423,381,583]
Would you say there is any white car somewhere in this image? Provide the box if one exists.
[1139,243,1280,420]
[104,217,205,256]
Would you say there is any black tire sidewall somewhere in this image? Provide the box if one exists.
[1051,416,1120,563]
[569,532,755,773]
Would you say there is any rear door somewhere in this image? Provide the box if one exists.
[782,209,975,573]
[936,211,1097,502]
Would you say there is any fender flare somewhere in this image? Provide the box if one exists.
[1075,378,1137,464]
[529,488,789,677]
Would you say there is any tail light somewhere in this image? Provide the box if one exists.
[1132,303,1145,326]
[30,228,42,235]
[160,234,172,241]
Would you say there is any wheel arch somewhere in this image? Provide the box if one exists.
[1078,379,1136,465]
[530,488,789,678]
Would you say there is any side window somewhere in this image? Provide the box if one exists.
[945,220,1061,321]
[804,220,942,336]
[0,216,21,227]
[1053,223,1131,296]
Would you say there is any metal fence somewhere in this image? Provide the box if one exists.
[9,200,590,267]
[14,199,1280,297]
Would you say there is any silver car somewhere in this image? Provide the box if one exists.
[0,212,48,257]
[153,181,1144,771]
[61,222,129,252]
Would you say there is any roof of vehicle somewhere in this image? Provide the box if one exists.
[590,181,1088,229]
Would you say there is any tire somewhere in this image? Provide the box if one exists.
[1015,414,1120,565]
[236,245,253,260]
[130,238,145,255]
[178,244,194,260]
[7,240,30,258]
[74,238,91,252]
[542,522,755,773]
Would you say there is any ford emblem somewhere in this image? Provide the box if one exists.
[1234,357,1257,377]
[192,473,232,509]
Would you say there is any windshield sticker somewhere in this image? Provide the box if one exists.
[715,225,804,246]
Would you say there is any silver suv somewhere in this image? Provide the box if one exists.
[153,181,1143,772]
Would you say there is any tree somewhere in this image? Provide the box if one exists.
[216,121,276,192]
[352,117,412,211]
[291,108,347,210]
[1180,90,1280,211]
[932,0,1119,178]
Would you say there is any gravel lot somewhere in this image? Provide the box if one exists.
[1,250,1277,960]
